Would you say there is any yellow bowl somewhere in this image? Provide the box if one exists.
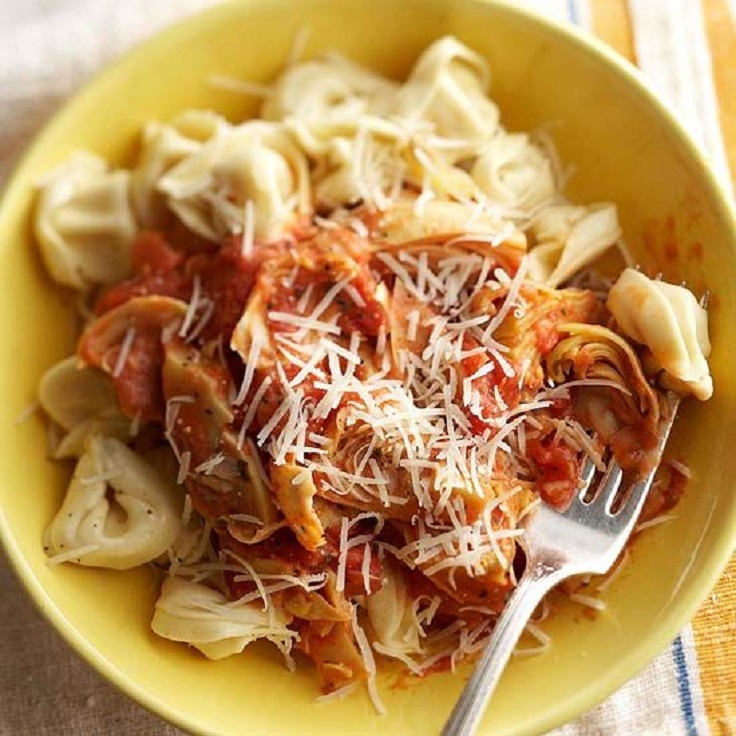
[1,1,735,734]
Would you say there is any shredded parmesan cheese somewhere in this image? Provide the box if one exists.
[113,327,136,377]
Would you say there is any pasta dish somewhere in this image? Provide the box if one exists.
[34,37,713,710]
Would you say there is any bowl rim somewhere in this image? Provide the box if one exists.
[1,1,735,735]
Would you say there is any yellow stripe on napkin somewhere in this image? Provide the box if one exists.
[692,555,736,735]
[701,0,736,181]
[590,0,637,63]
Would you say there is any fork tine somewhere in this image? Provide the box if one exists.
[588,460,623,511]
[562,458,596,518]
[577,457,597,500]
[614,394,680,526]
[613,474,654,529]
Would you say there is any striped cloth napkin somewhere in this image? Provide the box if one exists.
[0,1,733,734]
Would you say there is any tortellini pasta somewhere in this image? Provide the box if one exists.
[607,268,713,400]
[38,356,130,458]
[471,132,555,210]
[376,197,527,250]
[262,54,397,128]
[263,36,502,210]
[528,203,621,287]
[35,151,136,289]
[151,577,296,660]
[131,109,227,227]
[313,133,405,210]
[44,436,182,569]
[396,36,499,142]
[156,122,310,242]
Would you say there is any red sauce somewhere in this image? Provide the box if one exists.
[108,327,166,422]
[610,425,658,471]
[688,241,705,262]
[662,216,678,263]
[187,236,274,344]
[221,524,382,601]
[265,252,387,339]
[337,268,387,337]
[132,231,185,273]
[534,314,560,355]
[457,335,519,434]
[95,233,189,314]
[526,435,580,508]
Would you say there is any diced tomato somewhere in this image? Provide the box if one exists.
[109,327,165,422]
[457,335,519,434]
[266,258,387,339]
[131,231,184,273]
[527,435,580,508]
[534,315,560,355]
[95,232,189,315]
[247,362,326,437]
[186,237,264,344]
[95,272,189,314]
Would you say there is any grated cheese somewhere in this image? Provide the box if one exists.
[179,275,202,339]
[113,327,137,378]
[568,592,606,611]
[234,333,264,406]
[350,605,386,715]
[239,199,255,258]
[177,451,192,484]
[667,459,692,479]
[268,311,341,335]
[634,513,678,534]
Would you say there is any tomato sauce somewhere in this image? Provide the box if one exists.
[95,232,189,314]
[534,314,560,355]
[110,327,166,421]
[187,236,273,344]
[221,524,382,601]
[457,335,520,434]
[526,435,580,508]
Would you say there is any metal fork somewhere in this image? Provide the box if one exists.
[441,394,680,736]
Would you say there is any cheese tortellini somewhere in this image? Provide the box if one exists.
[35,152,136,289]
[262,53,397,127]
[38,356,130,458]
[528,203,621,287]
[396,36,499,142]
[156,122,310,242]
[471,132,555,210]
[262,36,504,210]
[607,268,713,400]
[44,436,182,568]
[151,577,296,660]
[132,109,227,228]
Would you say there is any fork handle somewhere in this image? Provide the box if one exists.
[441,560,567,736]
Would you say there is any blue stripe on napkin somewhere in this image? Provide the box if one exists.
[672,636,698,736]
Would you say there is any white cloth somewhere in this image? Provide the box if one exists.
[0,2,720,735]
